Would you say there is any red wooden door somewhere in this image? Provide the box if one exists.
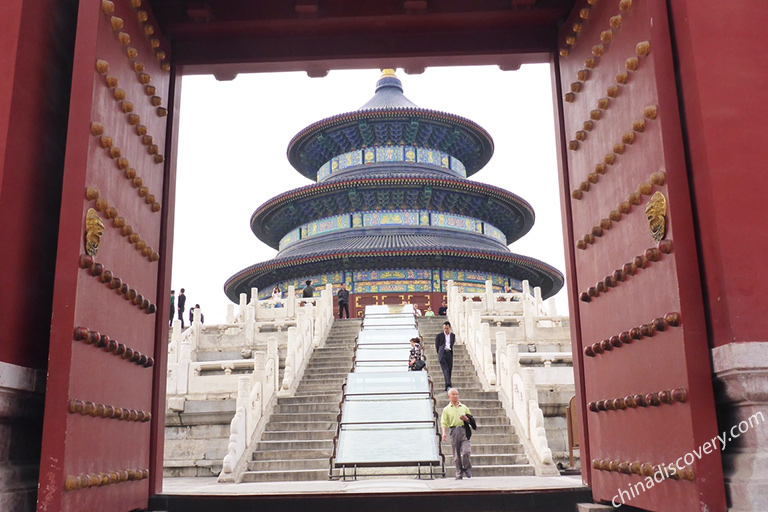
[555,1,726,510]
[37,1,175,510]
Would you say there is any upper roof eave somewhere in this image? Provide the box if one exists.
[286,106,495,180]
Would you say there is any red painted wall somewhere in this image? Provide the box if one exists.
[0,0,76,369]
[669,2,768,347]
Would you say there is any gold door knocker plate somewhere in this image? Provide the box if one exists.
[85,208,105,256]
[645,191,667,242]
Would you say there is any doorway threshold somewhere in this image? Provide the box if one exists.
[151,475,593,512]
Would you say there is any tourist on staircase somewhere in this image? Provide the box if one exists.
[408,337,426,371]
[337,282,350,319]
[177,288,186,328]
[435,321,455,391]
[441,388,476,479]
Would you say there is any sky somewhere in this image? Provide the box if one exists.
[171,64,568,324]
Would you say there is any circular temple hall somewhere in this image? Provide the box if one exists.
[225,70,563,314]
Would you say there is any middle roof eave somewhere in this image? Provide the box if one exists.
[250,176,535,249]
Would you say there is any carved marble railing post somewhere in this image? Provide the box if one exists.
[471,307,481,348]
[301,304,311,364]
[245,288,256,345]
[221,406,246,475]
[513,373,529,438]
[318,283,333,342]
[484,279,494,313]
[193,307,202,325]
[533,286,543,316]
[522,280,535,338]
[286,285,296,317]
[480,321,496,386]
[248,353,266,439]
[307,302,317,351]
[503,337,520,401]
[169,319,181,363]
[177,334,192,395]
[495,331,507,392]
[281,326,297,391]
[507,342,521,378]
[238,293,248,323]
[296,307,308,368]
[313,293,323,347]
[523,368,554,465]
[166,320,181,394]
[547,297,557,316]
[235,376,250,416]
[267,336,279,394]
[226,303,235,324]
[461,297,472,343]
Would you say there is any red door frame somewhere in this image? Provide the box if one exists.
[149,68,182,496]
[38,1,730,509]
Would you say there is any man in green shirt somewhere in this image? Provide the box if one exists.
[441,388,473,479]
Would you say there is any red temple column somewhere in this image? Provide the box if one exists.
[0,1,76,510]
[670,3,768,511]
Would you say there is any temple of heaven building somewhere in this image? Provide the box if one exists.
[224,69,563,315]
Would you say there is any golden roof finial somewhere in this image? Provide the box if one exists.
[381,68,396,77]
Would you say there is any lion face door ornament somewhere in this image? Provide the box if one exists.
[645,191,667,242]
[85,208,104,256]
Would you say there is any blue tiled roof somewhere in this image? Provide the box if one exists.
[287,71,494,180]
[251,176,534,249]
[223,245,564,303]
[278,231,507,258]
[358,72,418,110]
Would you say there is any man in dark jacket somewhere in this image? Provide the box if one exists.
[435,321,456,391]
[177,288,186,328]
[302,280,315,298]
[337,283,350,318]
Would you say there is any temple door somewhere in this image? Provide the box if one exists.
[554,1,726,510]
[37,1,175,510]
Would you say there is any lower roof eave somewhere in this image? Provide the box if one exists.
[224,249,563,302]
